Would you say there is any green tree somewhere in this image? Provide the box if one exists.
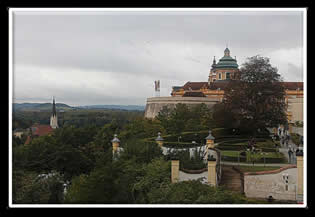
[119,139,163,164]
[156,106,172,132]
[13,170,65,204]
[186,103,214,131]
[21,129,95,180]
[93,123,119,151]
[119,118,165,143]
[147,180,249,204]
[132,157,171,203]
[157,104,215,134]
[64,163,120,203]
[213,103,238,129]
[221,56,288,135]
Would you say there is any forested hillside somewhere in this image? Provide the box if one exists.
[12,103,268,204]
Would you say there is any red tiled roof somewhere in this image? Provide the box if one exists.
[175,81,303,92]
[31,124,53,137]
[25,124,54,145]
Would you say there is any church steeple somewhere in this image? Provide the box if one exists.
[50,96,58,129]
[211,56,216,68]
[52,96,57,116]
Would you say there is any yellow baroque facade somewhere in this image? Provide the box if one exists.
[170,48,304,124]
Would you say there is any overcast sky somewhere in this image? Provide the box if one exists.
[12,10,305,106]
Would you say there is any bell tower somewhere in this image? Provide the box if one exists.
[208,56,217,85]
[50,96,59,129]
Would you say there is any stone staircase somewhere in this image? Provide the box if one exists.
[219,166,243,193]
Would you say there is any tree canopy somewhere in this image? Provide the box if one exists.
[216,55,288,135]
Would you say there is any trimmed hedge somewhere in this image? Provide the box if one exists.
[162,142,205,149]
[221,155,285,163]
[216,145,246,151]
[220,151,286,163]
[260,147,278,153]
[221,155,247,162]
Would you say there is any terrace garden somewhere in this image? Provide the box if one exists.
[143,127,286,165]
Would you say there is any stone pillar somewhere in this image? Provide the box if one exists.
[207,155,217,186]
[171,158,179,183]
[273,127,277,135]
[155,132,164,148]
[205,130,215,149]
[111,134,120,156]
[296,150,304,203]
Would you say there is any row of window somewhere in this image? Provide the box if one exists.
[212,72,231,80]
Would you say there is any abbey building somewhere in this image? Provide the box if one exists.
[145,47,304,127]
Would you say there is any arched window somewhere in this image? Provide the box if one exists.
[226,72,231,80]
[218,73,221,80]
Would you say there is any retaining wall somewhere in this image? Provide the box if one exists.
[144,96,220,119]
[242,165,298,201]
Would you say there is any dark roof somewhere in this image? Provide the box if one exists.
[172,86,182,91]
[175,81,303,92]
[208,80,231,90]
[183,91,206,97]
[281,82,303,90]
[182,82,208,90]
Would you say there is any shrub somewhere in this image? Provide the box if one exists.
[165,148,207,170]
[291,133,302,146]
[216,145,246,151]
[220,151,285,163]
[147,180,252,204]
[212,128,232,138]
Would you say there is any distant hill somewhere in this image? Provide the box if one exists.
[76,105,145,111]
[13,103,74,112]
[13,103,145,112]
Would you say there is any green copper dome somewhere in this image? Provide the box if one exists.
[214,48,239,69]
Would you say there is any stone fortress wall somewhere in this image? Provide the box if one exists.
[144,96,221,119]
[145,95,304,124]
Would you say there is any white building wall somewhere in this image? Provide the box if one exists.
[244,168,297,201]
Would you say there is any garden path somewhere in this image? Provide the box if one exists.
[278,138,298,164]
[221,161,290,167]
[178,171,208,184]
[219,166,242,193]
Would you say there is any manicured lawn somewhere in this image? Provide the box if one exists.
[221,150,240,157]
[234,165,281,173]
[221,150,283,158]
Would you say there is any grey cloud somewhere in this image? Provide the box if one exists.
[12,10,304,105]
